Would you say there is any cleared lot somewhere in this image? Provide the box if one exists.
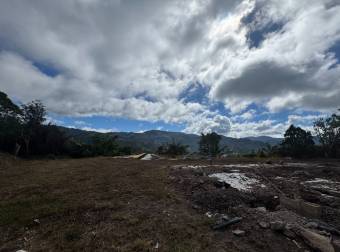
[1,155,340,251]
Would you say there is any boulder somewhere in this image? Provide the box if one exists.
[270,221,286,232]
[299,228,335,252]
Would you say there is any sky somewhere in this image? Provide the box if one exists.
[0,0,340,138]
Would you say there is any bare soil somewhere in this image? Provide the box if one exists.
[1,154,340,251]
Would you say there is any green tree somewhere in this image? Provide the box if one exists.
[314,111,340,157]
[21,100,46,155]
[0,91,22,154]
[157,141,188,156]
[199,132,221,157]
[280,125,314,158]
[92,135,120,156]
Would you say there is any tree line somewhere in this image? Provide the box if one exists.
[1,90,339,159]
[195,113,340,159]
[0,91,131,158]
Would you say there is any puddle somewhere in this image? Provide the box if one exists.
[209,172,260,192]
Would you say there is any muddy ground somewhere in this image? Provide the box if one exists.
[1,154,340,251]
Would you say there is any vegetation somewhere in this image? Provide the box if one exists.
[157,141,188,156]
[199,132,221,157]
[0,91,131,158]
[314,111,340,158]
[279,125,315,158]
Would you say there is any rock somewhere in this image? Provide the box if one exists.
[283,229,296,238]
[270,221,286,232]
[283,223,297,238]
[255,207,267,213]
[219,214,230,222]
[306,222,318,229]
[213,180,230,189]
[33,218,40,224]
[293,170,311,176]
[212,217,243,231]
[299,228,335,252]
[332,238,340,252]
[192,204,200,210]
[258,221,270,229]
[193,168,204,176]
[233,229,245,236]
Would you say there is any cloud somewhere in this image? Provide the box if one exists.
[79,127,118,133]
[208,0,340,113]
[0,0,339,136]
[183,114,231,136]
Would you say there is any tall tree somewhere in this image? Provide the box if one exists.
[199,132,221,157]
[21,100,46,155]
[314,112,340,157]
[280,125,314,158]
[0,91,22,154]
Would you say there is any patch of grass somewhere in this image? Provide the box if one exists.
[129,238,153,251]
[64,228,82,242]
[0,197,65,227]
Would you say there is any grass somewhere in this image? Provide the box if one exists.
[0,156,223,251]
[0,197,65,226]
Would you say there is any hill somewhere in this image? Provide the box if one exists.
[59,127,282,154]
[245,136,283,146]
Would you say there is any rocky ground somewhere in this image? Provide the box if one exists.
[1,154,340,251]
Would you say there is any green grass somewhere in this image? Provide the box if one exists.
[0,197,65,226]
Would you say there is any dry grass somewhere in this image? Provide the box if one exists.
[0,156,219,252]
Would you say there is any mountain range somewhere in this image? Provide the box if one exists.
[59,127,283,154]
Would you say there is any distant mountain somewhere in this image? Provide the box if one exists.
[59,127,279,154]
[245,136,283,146]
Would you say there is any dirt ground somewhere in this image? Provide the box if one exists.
[1,154,340,251]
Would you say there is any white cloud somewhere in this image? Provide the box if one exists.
[80,127,118,133]
[0,0,339,137]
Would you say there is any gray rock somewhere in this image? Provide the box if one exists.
[270,221,286,232]
[306,222,318,229]
[299,228,335,252]
[255,207,267,213]
[258,221,270,229]
[233,229,246,236]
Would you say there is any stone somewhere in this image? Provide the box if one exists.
[299,228,335,252]
[232,229,246,236]
[212,217,243,231]
[258,221,270,229]
[305,222,318,229]
[213,180,230,189]
[255,207,267,213]
[332,238,340,252]
[300,201,322,219]
[283,228,296,238]
[270,221,286,232]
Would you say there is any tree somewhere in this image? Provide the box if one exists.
[199,132,221,157]
[314,112,340,157]
[92,135,121,156]
[0,91,22,154]
[280,125,314,158]
[21,100,46,155]
[157,141,188,156]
